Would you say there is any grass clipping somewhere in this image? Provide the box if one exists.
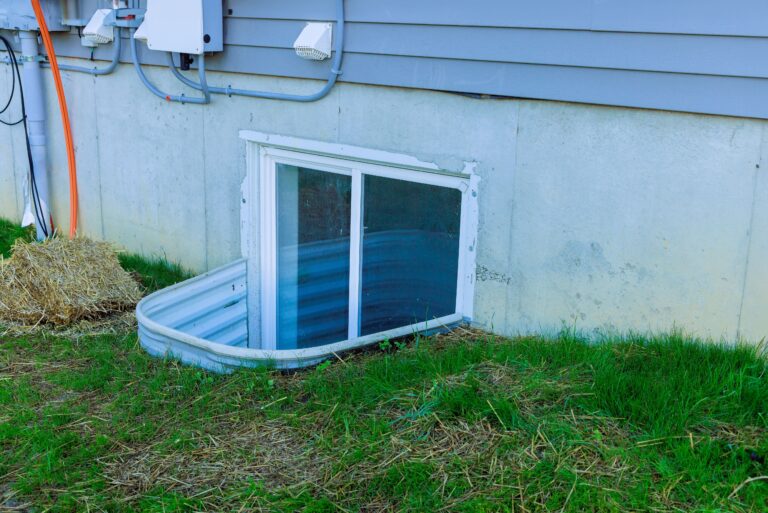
[0,238,142,327]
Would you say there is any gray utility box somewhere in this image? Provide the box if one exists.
[203,0,223,53]
[0,0,69,32]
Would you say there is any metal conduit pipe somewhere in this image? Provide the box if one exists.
[19,31,52,240]
[55,29,122,76]
[166,0,344,102]
[130,29,210,104]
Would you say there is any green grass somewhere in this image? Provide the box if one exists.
[0,331,766,512]
[117,253,193,293]
[0,218,32,258]
[0,219,767,511]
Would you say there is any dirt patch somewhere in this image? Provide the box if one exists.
[102,419,325,497]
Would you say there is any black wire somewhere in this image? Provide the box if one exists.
[0,35,50,237]
[0,44,16,115]
[0,115,24,126]
[0,38,24,126]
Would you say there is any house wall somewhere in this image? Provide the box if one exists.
[18,0,768,119]
[0,62,765,343]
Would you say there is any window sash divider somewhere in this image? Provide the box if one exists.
[260,153,278,351]
[348,171,363,340]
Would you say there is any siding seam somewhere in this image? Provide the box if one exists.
[202,106,209,271]
[217,44,768,81]
[92,74,106,239]
[735,124,764,339]
[504,99,522,333]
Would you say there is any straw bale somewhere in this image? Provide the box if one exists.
[0,238,142,326]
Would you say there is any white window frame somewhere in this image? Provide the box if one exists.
[241,131,478,351]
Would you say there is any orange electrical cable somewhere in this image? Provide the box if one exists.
[30,0,78,239]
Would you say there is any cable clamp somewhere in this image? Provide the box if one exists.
[331,67,342,76]
[17,55,46,63]
[226,85,233,97]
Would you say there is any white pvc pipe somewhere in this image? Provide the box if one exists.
[19,31,52,240]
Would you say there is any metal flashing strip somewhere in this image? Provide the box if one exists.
[239,130,475,178]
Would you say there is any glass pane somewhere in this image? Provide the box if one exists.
[277,164,351,349]
[361,175,461,335]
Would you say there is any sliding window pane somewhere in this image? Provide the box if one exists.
[361,176,461,335]
[277,165,351,349]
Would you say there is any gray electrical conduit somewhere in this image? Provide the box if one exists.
[166,0,344,102]
[2,30,122,76]
[54,29,122,76]
[130,28,210,104]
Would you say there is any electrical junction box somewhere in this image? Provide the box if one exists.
[0,0,68,32]
[134,0,222,55]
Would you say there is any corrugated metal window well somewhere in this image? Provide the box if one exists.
[137,133,479,372]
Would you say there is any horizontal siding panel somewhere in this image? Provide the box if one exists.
[227,0,768,36]
[51,40,332,78]
[47,21,768,80]
[346,54,768,119]
[5,0,767,118]
[227,0,593,30]
[592,0,768,38]
[210,45,330,80]
[225,52,768,121]
[224,19,768,79]
[55,38,766,121]
[42,37,768,119]
[44,31,119,60]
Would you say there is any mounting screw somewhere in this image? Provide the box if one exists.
[203,34,211,44]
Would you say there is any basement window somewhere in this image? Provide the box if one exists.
[246,133,478,352]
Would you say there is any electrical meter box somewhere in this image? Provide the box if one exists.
[0,0,68,31]
[134,0,223,55]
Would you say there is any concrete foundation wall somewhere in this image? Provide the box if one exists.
[0,62,765,343]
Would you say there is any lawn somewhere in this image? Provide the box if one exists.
[0,222,767,512]
[0,218,32,259]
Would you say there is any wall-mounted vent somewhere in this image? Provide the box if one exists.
[294,22,333,61]
[82,9,114,45]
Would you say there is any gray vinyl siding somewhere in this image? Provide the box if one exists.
[21,0,768,118]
